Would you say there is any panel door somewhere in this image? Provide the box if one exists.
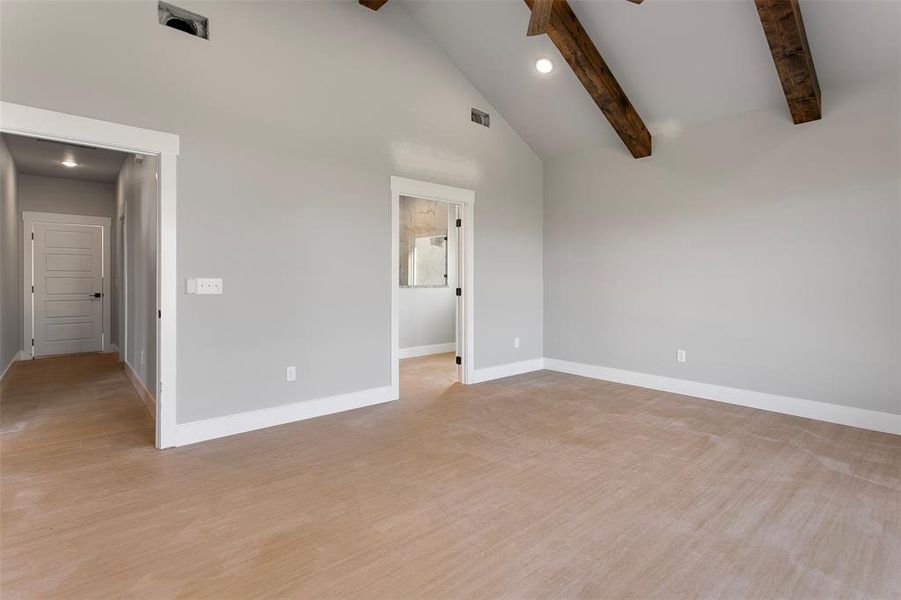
[33,222,104,356]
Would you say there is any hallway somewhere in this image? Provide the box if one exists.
[0,353,154,452]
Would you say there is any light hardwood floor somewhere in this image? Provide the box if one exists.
[1,352,899,599]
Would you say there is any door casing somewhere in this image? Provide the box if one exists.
[390,176,475,398]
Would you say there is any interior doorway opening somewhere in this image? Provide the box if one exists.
[390,176,475,399]
[6,131,159,439]
[0,102,179,448]
[398,195,461,385]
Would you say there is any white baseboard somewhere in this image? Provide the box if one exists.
[472,357,545,384]
[398,342,456,359]
[174,385,395,447]
[543,358,901,436]
[0,350,23,383]
[124,360,155,419]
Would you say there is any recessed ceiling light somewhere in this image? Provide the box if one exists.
[61,159,78,168]
[535,58,554,74]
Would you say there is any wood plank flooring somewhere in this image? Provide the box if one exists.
[1,352,899,598]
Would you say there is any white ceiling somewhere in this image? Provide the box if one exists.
[2,133,127,183]
[403,0,901,159]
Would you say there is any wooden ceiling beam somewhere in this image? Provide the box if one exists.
[359,0,390,11]
[527,0,554,36]
[524,0,651,158]
[754,0,821,124]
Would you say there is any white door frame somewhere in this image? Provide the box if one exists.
[22,211,111,357]
[390,176,475,397]
[1,101,180,449]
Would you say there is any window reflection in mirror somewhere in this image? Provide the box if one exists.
[399,196,448,287]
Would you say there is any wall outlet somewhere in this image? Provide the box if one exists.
[286,366,296,382]
[514,337,520,349]
[186,278,223,295]
[677,349,687,363]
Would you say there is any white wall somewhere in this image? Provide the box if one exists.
[399,288,455,350]
[399,207,456,351]
[116,155,158,396]
[0,1,544,423]
[0,135,18,374]
[544,79,901,416]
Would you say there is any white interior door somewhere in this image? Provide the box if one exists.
[32,221,104,356]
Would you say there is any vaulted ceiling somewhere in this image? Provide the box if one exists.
[392,0,900,159]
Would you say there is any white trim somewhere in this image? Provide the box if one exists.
[0,102,179,155]
[2,101,180,449]
[398,342,456,359]
[390,176,475,205]
[390,176,475,398]
[472,358,545,384]
[174,386,394,447]
[125,360,156,419]
[0,351,23,383]
[21,212,111,226]
[22,211,112,360]
[543,358,901,436]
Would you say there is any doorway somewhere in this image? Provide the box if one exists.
[390,176,474,398]
[23,212,111,357]
[0,101,179,448]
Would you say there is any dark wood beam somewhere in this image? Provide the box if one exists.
[359,0,389,11]
[754,0,821,124]
[524,0,651,158]
[527,0,554,36]
[626,0,645,4]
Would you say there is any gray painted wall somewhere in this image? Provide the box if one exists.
[0,136,18,373]
[0,1,543,422]
[116,155,158,395]
[544,79,901,416]
[18,173,115,218]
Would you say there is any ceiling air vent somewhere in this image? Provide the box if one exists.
[159,2,209,40]
[471,108,490,128]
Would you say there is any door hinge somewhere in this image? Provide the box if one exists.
[455,356,462,365]
[31,232,34,240]
[158,310,161,319]
[31,285,34,293]
[455,218,462,228]
[31,337,34,347]
[456,287,461,296]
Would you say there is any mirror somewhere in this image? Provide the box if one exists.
[399,196,448,287]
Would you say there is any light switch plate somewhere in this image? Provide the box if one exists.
[186,278,223,295]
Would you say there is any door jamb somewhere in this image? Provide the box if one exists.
[1,101,180,449]
[22,211,111,359]
[390,176,475,398]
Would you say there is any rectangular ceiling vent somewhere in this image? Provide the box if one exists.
[471,108,490,128]
[159,2,209,40]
